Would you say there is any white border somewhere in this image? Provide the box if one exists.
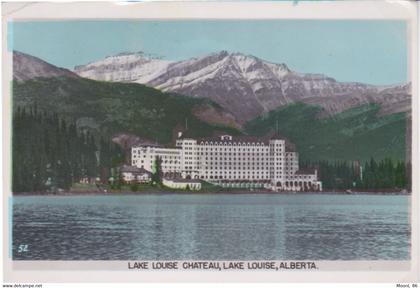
[1,0,419,284]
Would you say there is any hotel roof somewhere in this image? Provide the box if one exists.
[120,165,152,175]
[197,135,270,144]
[196,133,296,152]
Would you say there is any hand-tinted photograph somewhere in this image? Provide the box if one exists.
[10,19,411,261]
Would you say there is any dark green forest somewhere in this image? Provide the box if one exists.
[301,158,410,190]
[12,106,123,193]
[12,77,240,144]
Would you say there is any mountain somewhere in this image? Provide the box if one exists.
[13,51,78,81]
[12,76,241,145]
[12,77,408,162]
[12,52,409,162]
[74,52,172,83]
[245,103,407,162]
[74,51,411,123]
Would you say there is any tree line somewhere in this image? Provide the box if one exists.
[301,158,410,191]
[12,106,123,193]
[13,106,409,192]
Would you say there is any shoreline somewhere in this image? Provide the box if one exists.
[12,189,411,196]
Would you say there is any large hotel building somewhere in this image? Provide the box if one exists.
[131,131,322,192]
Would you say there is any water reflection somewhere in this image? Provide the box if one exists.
[13,194,410,260]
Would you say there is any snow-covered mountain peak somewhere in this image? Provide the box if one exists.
[73,51,410,124]
[74,51,173,83]
[206,51,292,75]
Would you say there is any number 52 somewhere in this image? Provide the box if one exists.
[17,244,29,253]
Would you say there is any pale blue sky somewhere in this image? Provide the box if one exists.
[9,20,407,85]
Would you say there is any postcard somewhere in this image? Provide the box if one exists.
[2,0,419,284]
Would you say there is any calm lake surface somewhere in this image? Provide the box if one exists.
[12,194,410,260]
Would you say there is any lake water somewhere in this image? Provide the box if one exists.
[12,194,410,260]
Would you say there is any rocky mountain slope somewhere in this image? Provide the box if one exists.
[13,51,78,81]
[74,51,411,123]
[245,103,407,162]
[13,51,241,130]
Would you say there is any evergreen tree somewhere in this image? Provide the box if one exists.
[12,106,122,193]
[152,156,162,184]
[300,157,408,191]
